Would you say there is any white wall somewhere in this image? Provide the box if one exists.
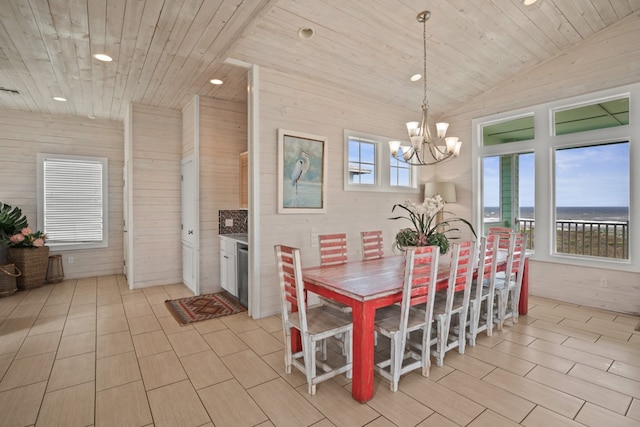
[198,96,248,294]
[255,69,425,317]
[437,11,640,314]
[0,110,124,279]
[128,104,183,287]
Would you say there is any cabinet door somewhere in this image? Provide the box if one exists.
[220,249,229,293]
[220,239,238,296]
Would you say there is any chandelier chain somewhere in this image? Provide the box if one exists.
[422,16,428,109]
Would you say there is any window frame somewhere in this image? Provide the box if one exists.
[343,130,419,193]
[37,153,109,251]
[472,83,638,272]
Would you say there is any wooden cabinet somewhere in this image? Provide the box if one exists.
[219,237,237,296]
[240,151,248,208]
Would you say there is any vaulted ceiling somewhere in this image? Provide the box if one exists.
[1,0,638,122]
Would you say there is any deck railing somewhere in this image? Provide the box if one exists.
[516,218,629,259]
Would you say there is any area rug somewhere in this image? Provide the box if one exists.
[165,291,247,325]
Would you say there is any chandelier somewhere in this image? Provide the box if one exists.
[389,11,461,166]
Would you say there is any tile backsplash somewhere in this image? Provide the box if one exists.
[219,210,248,234]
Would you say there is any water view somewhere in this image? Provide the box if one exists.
[484,206,629,222]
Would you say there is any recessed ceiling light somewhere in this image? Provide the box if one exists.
[298,27,315,39]
[523,0,538,5]
[210,79,224,85]
[53,96,66,102]
[93,53,113,62]
[410,74,422,82]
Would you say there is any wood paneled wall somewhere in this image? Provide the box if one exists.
[129,104,182,287]
[198,96,247,294]
[437,12,640,314]
[255,69,425,317]
[0,110,124,279]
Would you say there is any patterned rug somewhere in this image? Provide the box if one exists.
[165,291,247,325]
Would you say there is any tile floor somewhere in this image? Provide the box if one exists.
[1,274,639,426]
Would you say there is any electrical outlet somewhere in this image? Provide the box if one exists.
[225,218,233,227]
[311,237,318,248]
[68,256,74,264]
[599,278,608,288]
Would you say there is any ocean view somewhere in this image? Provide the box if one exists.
[484,206,629,222]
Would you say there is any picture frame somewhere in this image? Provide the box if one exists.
[277,129,327,214]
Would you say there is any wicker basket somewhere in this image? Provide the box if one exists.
[0,263,20,297]
[7,246,50,290]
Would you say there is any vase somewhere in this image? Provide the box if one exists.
[7,246,50,290]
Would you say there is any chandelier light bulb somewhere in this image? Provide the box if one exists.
[436,122,449,139]
[388,140,401,156]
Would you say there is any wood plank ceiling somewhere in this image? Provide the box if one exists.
[0,0,638,122]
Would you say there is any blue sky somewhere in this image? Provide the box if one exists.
[484,142,629,207]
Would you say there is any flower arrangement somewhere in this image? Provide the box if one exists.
[6,227,46,248]
[390,196,475,254]
[0,202,29,240]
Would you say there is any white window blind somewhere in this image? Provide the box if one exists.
[38,154,108,249]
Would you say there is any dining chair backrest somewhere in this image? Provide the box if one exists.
[478,234,500,287]
[449,240,476,294]
[404,245,440,307]
[488,227,513,250]
[319,233,348,266]
[361,230,384,260]
[274,244,307,331]
[503,232,526,285]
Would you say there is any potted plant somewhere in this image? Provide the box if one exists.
[0,202,29,264]
[1,202,49,290]
[390,196,476,254]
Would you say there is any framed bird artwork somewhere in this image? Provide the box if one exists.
[277,129,327,213]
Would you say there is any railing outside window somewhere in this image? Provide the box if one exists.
[516,218,629,259]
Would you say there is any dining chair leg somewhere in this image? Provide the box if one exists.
[284,329,293,374]
[421,325,433,377]
[458,310,467,354]
[305,336,317,395]
[345,330,352,380]
[389,331,401,392]
[486,294,494,337]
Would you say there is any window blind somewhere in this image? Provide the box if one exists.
[43,158,104,243]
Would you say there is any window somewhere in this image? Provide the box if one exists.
[348,137,376,185]
[473,83,637,271]
[344,130,418,192]
[37,154,109,250]
[554,142,629,259]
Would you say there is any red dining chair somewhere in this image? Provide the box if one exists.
[361,230,384,260]
[493,232,526,330]
[467,234,499,346]
[274,244,353,395]
[431,240,477,367]
[373,245,440,391]
[319,233,348,265]
[488,226,513,250]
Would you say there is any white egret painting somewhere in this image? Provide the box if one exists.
[277,129,327,213]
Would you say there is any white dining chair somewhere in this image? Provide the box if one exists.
[361,230,384,260]
[274,244,353,395]
[493,232,526,330]
[373,245,439,391]
[467,234,499,346]
[431,240,476,367]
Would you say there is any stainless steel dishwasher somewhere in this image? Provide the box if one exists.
[236,243,248,308]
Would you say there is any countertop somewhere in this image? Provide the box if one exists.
[219,233,248,244]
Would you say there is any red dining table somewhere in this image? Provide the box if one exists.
[301,252,529,403]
